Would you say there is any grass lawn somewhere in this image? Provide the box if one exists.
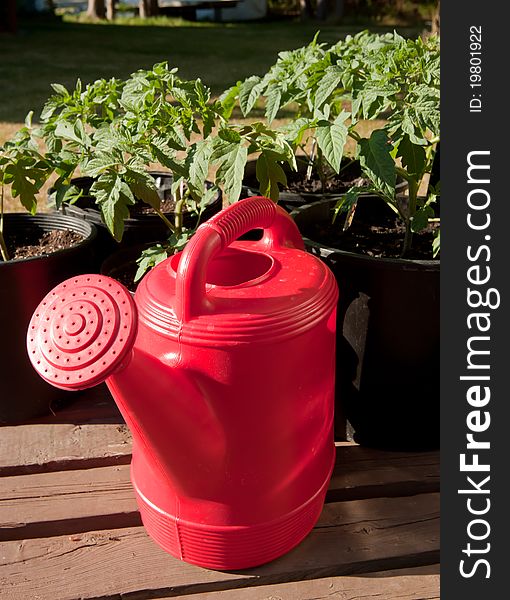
[0,17,421,124]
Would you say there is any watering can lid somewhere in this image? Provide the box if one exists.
[27,275,137,390]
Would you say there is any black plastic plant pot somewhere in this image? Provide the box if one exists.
[0,214,97,424]
[244,158,407,214]
[51,172,223,267]
[100,242,154,294]
[293,199,439,450]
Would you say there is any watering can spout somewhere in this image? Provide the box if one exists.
[27,274,138,391]
[107,348,226,493]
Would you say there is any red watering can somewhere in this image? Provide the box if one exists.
[27,197,338,569]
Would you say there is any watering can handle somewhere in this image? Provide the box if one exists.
[175,196,304,321]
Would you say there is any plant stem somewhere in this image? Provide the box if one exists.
[0,184,10,262]
[306,138,317,182]
[153,207,175,234]
[173,180,185,236]
[402,179,418,258]
[316,147,326,197]
[348,130,362,143]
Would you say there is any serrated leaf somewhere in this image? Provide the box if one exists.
[49,183,83,210]
[333,186,372,223]
[4,162,40,214]
[202,110,215,139]
[239,76,263,116]
[90,172,136,241]
[219,83,240,119]
[187,141,212,194]
[411,204,434,233]
[282,117,312,146]
[124,168,161,210]
[265,87,282,124]
[315,113,348,173]
[82,153,120,178]
[255,152,287,203]
[433,229,440,257]
[218,128,242,143]
[314,66,342,109]
[360,81,398,119]
[397,135,426,177]
[150,136,180,170]
[215,143,248,203]
[135,244,169,282]
[55,120,88,147]
[50,83,69,96]
[358,130,396,197]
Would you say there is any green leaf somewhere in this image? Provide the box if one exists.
[187,141,212,195]
[163,128,187,152]
[411,204,434,233]
[358,130,396,197]
[315,113,348,173]
[24,111,34,129]
[396,135,426,177]
[255,152,287,203]
[3,162,40,214]
[124,168,161,210]
[333,186,372,222]
[49,183,83,210]
[202,110,215,139]
[265,87,282,124]
[82,153,120,178]
[282,117,312,146]
[50,83,69,97]
[218,128,242,143]
[239,76,263,116]
[432,229,440,257]
[359,81,398,119]
[219,83,240,120]
[90,172,136,241]
[314,66,342,109]
[40,99,57,122]
[150,136,180,169]
[215,143,248,203]
[135,244,169,282]
[55,120,89,147]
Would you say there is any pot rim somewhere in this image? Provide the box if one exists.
[291,199,440,271]
[1,213,97,266]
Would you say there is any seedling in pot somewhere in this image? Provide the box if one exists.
[0,113,54,262]
[334,33,440,258]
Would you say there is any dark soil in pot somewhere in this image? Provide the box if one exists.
[52,172,222,267]
[293,198,439,450]
[305,196,439,261]
[0,214,97,424]
[244,158,407,214]
[7,229,84,260]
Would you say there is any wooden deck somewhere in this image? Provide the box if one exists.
[0,385,439,599]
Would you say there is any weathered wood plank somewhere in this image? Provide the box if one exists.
[0,465,140,541]
[166,565,440,600]
[0,493,439,600]
[0,421,132,476]
[328,446,440,501]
